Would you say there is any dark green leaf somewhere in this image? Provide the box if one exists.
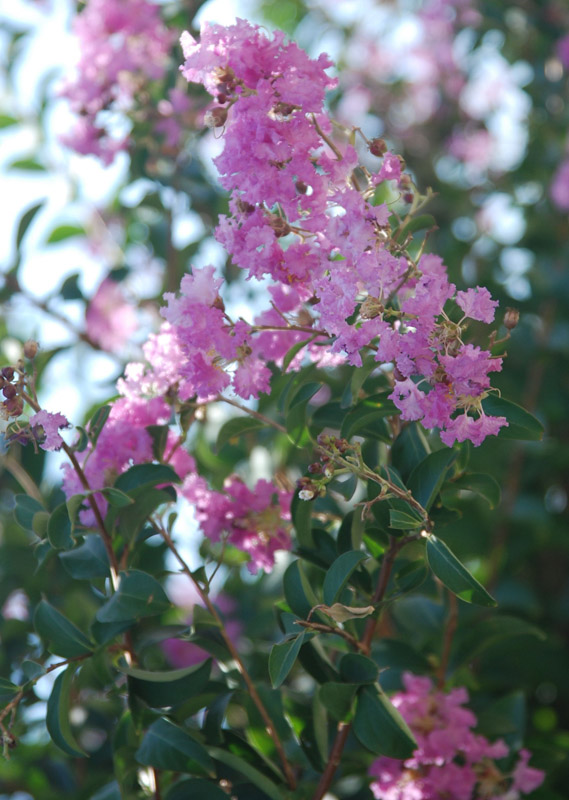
[339,653,379,684]
[136,718,214,775]
[46,224,85,244]
[389,509,424,530]
[441,473,501,509]
[216,417,266,451]
[426,535,496,606]
[66,493,86,532]
[46,664,86,758]
[114,463,180,493]
[47,503,74,550]
[343,355,379,409]
[400,213,437,235]
[283,560,314,619]
[323,551,367,605]
[311,401,346,430]
[407,449,457,511]
[208,747,283,800]
[0,677,19,702]
[340,396,396,442]
[88,405,111,444]
[269,632,306,688]
[111,487,175,540]
[391,423,430,481]
[34,600,94,658]
[22,660,46,681]
[291,490,313,548]
[318,682,357,721]
[89,782,121,800]
[481,396,544,441]
[60,272,83,300]
[146,424,169,461]
[14,495,44,530]
[166,779,229,800]
[286,382,321,445]
[96,570,170,623]
[59,536,110,579]
[102,487,134,508]
[121,659,212,707]
[353,685,417,758]
[451,615,545,669]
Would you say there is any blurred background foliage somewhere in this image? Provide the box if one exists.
[0,0,568,798]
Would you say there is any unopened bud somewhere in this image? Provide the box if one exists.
[212,295,225,312]
[236,200,255,215]
[299,489,315,501]
[268,216,291,238]
[308,462,322,474]
[295,180,308,194]
[2,384,16,400]
[360,296,384,320]
[323,464,334,479]
[503,307,520,330]
[217,93,227,104]
[2,367,15,381]
[369,138,387,157]
[23,340,38,360]
[403,193,414,204]
[204,106,228,128]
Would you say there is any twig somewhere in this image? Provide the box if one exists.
[2,456,43,503]
[294,620,365,652]
[155,521,297,790]
[216,395,287,434]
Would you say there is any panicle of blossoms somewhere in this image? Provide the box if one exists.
[176,20,507,446]
[181,474,292,574]
[60,0,175,163]
[369,673,544,800]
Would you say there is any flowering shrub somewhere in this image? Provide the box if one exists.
[0,2,558,799]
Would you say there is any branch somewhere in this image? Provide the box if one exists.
[156,522,297,790]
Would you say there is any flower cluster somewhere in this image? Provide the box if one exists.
[181,475,292,574]
[369,673,544,800]
[174,19,506,445]
[60,0,175,163]
[86,276,138,352]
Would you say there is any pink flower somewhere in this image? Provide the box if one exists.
[456,286,499,323]
[86,277,138,352]
[550,160,569,212]
[29,410,70,451]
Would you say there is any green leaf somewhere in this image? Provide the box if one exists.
[399,213,437,235]
[34,600,94,658]
[0,113,18,128]
[282,335,317,371]
[340,397,396,442]
[290,489,313,548]
[60,272,83,300]
[286,382,321,445]
[120,659,212,707]
[407,449,457,511]
[441,473,501,510]
[16,201,44,251]
[47,503,74,550]
[343,354,379,409]
[46,224,85,244]
[208,747,284,800]
[101,487,134,508]
[46,664,86,758]
[89,783,121,800]
[389,509,424,530]
[318,682,357,721]
[136,718,214,776]
[166,779,229,800]
[14,494,44,530]
[451,615,545,669]
[481,395,544,441]
[96,570,171,623]
[0,677,19,702]
[283,560,317,619]
[66,493,86,532]
[353,684,417,758]
[88,405,111,444]
[391,423,430,481]
[110,487,175,540]
[21,660,46,681]
[269,632,306,688]
[146,424,169,461]
[426,535,496,607]
[339,653,379,684]
[10,158,45,171]
[114,463,180,493]
[59,536,110,579]
[323,551,367,606]
[216,416,265,451]
[311,401,346,431]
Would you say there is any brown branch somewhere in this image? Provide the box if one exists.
[294,620,365,652]
[156,522,297,790]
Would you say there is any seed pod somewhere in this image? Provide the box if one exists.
[504,307,520,330]
[23,340,38,360]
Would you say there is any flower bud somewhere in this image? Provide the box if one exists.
[3,384,16,400]
[204,106,228,128]
[503,307,520,330]
[369,138,387,157]
[295,180,308,194]
[23,340,38,360]
[2,367,14,381]
[308,462,322,474]
[360,296,384,320]
[299,489,315,501]
[268,215,291,238]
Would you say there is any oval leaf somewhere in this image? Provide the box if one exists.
[407,449,457,511]
[216,416,265,451]
[96,570,170,623]
[353,684,417,759]
[47,503,74,550]
[323,551,368,606]
[136,718,214,775]
[34,600,94,658]
[426,535,496,607]
[339,653,379,684]
[481,395,544,441]
[46,664,86,758]
[120,659,212,707]
[269,632,305,688]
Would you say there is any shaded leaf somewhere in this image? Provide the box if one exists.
[46,664,86,758]
[47,503,74,550]
[166,779,229,800]
[407,449,457,511]
[136,718,214,776]
[121,659,212,707]
[339,653,379,684]
[59,536,110,579]
[322,551,367,606]
[481,395,544,441]
[269,632,306,688]
[96,570,170,623]
[426,535,496,607]
[353,684,417,758]
[34,600,94,658]
[318,682,357,721]
[217,417,265,451]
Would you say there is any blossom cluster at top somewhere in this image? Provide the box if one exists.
[168,19,507,447]
[369,673,544,800]
[60,0,175,162]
